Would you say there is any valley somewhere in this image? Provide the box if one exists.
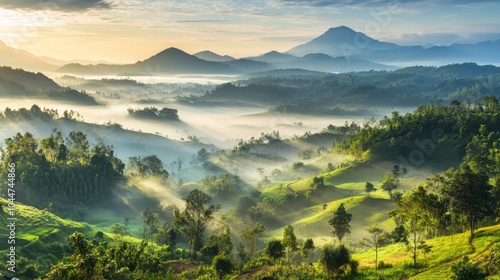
[1,7,500,278]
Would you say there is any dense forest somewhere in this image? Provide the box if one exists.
[182,63,500,115]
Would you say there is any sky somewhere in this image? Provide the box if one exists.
[0,0,499,63]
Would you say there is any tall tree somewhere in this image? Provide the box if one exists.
[141,209,158,243]
[282,225,298,266]
[359,225,386,271]
[301,238,316,264]
[174,189,220,259]
[329,203,352,245]
[240,221,266,260]
[390,191,432,267]
[447,169,494,243]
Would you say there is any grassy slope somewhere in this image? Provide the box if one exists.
[354,224,500,279]
[260,134,463,243]
[0,198,100,274]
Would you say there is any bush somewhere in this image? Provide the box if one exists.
[212,255,234,279]
[320,244,352,278]
[451,256,486,280]
[242,256,272,271]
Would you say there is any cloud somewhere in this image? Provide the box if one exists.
[175,19,224,23]
[386,32,500,45]
[278,0,498,8]
[0,0,111,12]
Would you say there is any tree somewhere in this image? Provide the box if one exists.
[301,238,315,264]
[447,169,494,243]
[240,221,266,260]
[390,192,432,267]
[264,239,285,263]
[256,167,266,179]
[174,189,220,259]
[197,148,209,162]
[212,255,234,280]
[319,244,351,278]
[282,225,298,266]
[380,174,398,194]
[110,223,127,238]
[365,182,376,197]
[359,225,386,271]
[271,168,282,179]
[66,131,90,165]
[451,256,486,280]
[166,228,178,249]
[329,203,352,245]
[141,209,158,243]
[201,227,233,260]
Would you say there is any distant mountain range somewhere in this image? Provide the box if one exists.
[0,40,114,72]
[0,41,58,72]
[286,26,500,65]
[2,26,499,75]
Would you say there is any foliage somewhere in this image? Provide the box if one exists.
[0,130,124,209]
[44,232,183,279]
[240,221,266,260]
[390,188,435,267]
[359,225,386,271]
[174,189,220,259]
[127,106,179,121]
[335,97,500,164]
[329,203,352,244]
[282,225,298,266]
[364,182,375,197]
[301,238,316,263]
[201,227,233,261]
[264,239,285,263]
[319,244,353,278]
[451,256,487,280]
[212,255,234,279]
[126,155,169,180]
[200,173,240,195]
[447,169,495,243]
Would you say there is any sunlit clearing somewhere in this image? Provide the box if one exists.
[127,177,186,210]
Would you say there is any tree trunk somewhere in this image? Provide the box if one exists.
[413,231,417,267]
[375,244,378,271]
[469,215,475,244]
[287,248,291,267]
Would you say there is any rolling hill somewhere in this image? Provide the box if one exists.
[0,66,98,104]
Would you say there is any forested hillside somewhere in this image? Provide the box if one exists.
[187,63,500,114]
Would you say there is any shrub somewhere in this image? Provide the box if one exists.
[451,256,486,280]
[212,255,234,279]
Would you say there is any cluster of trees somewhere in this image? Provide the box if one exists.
[232,131,282,155]
[127,107,179,121]
[0,129,124,208]
[126,155,170,181]
[337,96,500,160]
[0,105,81,122]
[199,173,241,195]
[45,232,186,280]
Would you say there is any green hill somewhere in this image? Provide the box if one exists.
[0,198,97,276]
[354,224,500,279]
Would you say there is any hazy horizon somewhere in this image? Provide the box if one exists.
[1,0,500,64]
